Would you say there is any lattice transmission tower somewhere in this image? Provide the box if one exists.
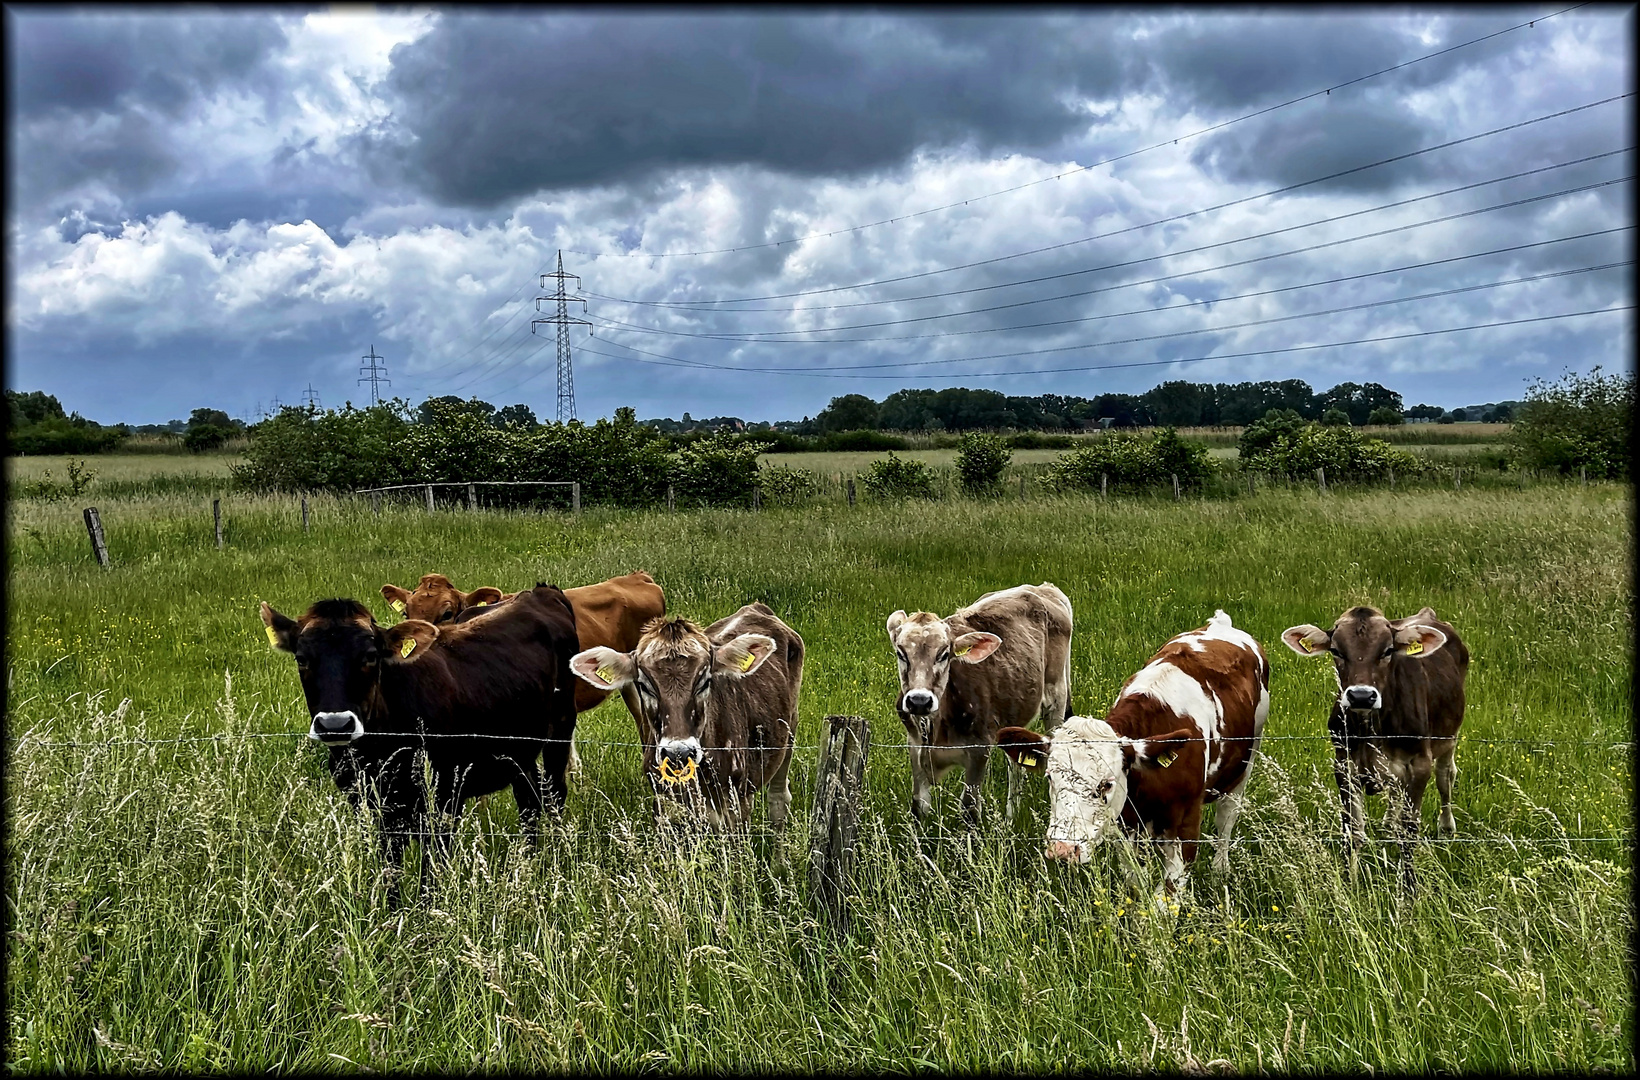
[358,345,389,405]
[532,250,591,423]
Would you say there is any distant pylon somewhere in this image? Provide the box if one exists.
[532,250,591,423]
[301,383,321,409]
[358,345,389,405]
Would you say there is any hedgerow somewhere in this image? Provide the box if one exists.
[1038,428,1213,493]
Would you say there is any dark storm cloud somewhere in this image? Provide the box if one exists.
[360,12,1136,207]
[1188,97,1436,191]
[6,8,292,215]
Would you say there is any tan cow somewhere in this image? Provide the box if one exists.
[887,582,1073,825]
[381,571,666,768]
[569,605,803,830]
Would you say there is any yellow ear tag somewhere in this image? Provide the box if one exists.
[739,651,756,673]
[390,599,406,614]
[657,757,698,786]
[400,637,416,658]
[475,601,487,607]
[1020,748,1047,771]
[1404,640,1423,656]
[954,644,971,657]
[264,625,280,648]
[596,665,616,684]
[1156,750,1178,768]
[1298,637,1314,653]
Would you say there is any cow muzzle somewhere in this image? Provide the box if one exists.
[309,711,363,744]
[656,738,703,785]
[901,688,937,716]
[1046,839,1087,863]
[1343,685,1382,711]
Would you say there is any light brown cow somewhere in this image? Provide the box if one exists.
[569,605,803,830]
[887,582,1073,825]
[381,572,666,772]
[1281,605,1467,891]
[997,610,1269,905]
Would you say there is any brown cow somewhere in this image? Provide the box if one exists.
[997,610,1268,905]
[260,584,580,900]
[381,571,667,766]
[568,605,803,830]
[887,583,1073,825]
[1281,605,1467,890]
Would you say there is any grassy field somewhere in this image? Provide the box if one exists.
[5,470,1630,1071]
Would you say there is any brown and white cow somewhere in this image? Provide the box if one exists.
[997,610,1268,902]
[381,571,667,769]
[887,583,1073,825]
[568,604,803,830]
[1281,605,1467,889]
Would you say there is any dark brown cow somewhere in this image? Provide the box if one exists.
[1281,605,1467,889]
[998,610,1268,905]
[886,583,1073,825]
[568,605,803,830]
[260,584,579,898]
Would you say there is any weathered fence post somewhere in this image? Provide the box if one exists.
[83,507,110,568]
[371,490,381,516]
[424,484,435,512]
[1388,466,1395,491]
[213,499,223,549]
[1019,474,1027,499]
[752,486,762,511]
[1171,473,1180,500]
[846,478,856,507]
[1246,471,1255,497]
[467,483,477,512]
[1453,467,1461,491]
[301,495,310,533]
[667,483,675,512]
[572,482,581,514]
[809,714,870,931]
[1316,467,1327,494]
[1100,472,1107,499]
[1580,465,1587,486]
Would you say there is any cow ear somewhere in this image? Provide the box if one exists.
[381,584,411,616]
[996,726,1051,773]
[951,631,1002,663]
[260,602,299,653]
[1125,727,1195,772]
[1393,623,1447,657]
[886,610,907,638]
[465,587,504,608]
[571,647,635,690]
[382,620,439,661]
[715,634,776,678]
[1281,624,1331,657]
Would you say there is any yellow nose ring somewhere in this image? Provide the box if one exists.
[657,756,698,786]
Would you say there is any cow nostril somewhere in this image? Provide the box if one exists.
[1047,840,1082,862]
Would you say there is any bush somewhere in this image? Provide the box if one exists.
[1039,428,1212,493]
[13,460,95,501]
[1241,421,1424,481]
[955,432,1011,495]
[670,431,771,508]
[1237,409,1308,460]
[1007,431,1075,449]
[817,429,909,452]
[757,463,818,506]
[183,424,234,453]
[1508,367,1632,479]
[748,430,815,454]
[858,453,938,500]
[233,403,416,492]
[1367,406,1404,426]
[1320,408,1351,427]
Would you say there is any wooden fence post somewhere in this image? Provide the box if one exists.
[1171,473,1180,500]
[1100,472,1107,499]
[213,499,223,549]
[1246,471,1255,497]
[302,495,310,533]
[1019,474,1026,499]
[1454,467,1461,491]
[1316,467,1327,494]
[1388,466,1395,491]
[468,483,477,511]
[752,487,762,511]
[667,483,675,512]
[1580,465,1587,486]
[371,490,381,516]
[83,507,110,568]
[425,484,435,512]
[572,482,581,514]
[809,714,870,931]
[846,478,856,507]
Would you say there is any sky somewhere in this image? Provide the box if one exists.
[5,5,1634,426]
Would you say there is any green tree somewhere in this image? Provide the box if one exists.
[814,394,881,432]
[1320,408,1351,427]
[1507,367,1632,479]
[955,432,1011,495]
[1367,405,1404,426]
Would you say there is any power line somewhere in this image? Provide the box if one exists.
[565,4,1594,260]
[532,250,593,423]
[576,304,1633,380]
[357,344,389,405]
[587,92,1632,307]
[595,150,1632,319]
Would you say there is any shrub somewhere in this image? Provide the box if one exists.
[670,431,771,507]
[1508,367,1632,479]
[232,402,415,492]
[757,463,818,506]
[1007,431,1076,449]
[1038,428,1212,493]
[1237,409,1308,461]
[1320,408,1352,427]
[1241,421,1423,481]
[955,432,1011,495]
[858,453,938,500]
[817,429,909,452]
[13,460,95,501]
[183,424,234,453]
[1367,406,1404,426]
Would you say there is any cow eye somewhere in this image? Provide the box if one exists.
[936,649,951,663]
[436,611,455,624]
[1097,779,1113,795]
[895,649,907,664]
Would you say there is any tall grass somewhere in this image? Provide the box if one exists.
[5,482,1630,1071]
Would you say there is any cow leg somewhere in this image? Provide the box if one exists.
[1212,782,1248,875]
[1397,756,1434,894]
[1004,751,1021,825]
[907,739,934,822]
[960,748,990,828]
[511,757,546,849]
[1334,751,1368,859]
[765,743,795,830]
[539,732,571,817]
[1435,746,1458,837]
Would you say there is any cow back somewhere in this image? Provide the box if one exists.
[1383,613,1468,741]
[563,571,667,713]
[945,584,1071,736]
[703,603,803,790]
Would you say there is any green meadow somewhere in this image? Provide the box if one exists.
[4,471,1631,1071]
